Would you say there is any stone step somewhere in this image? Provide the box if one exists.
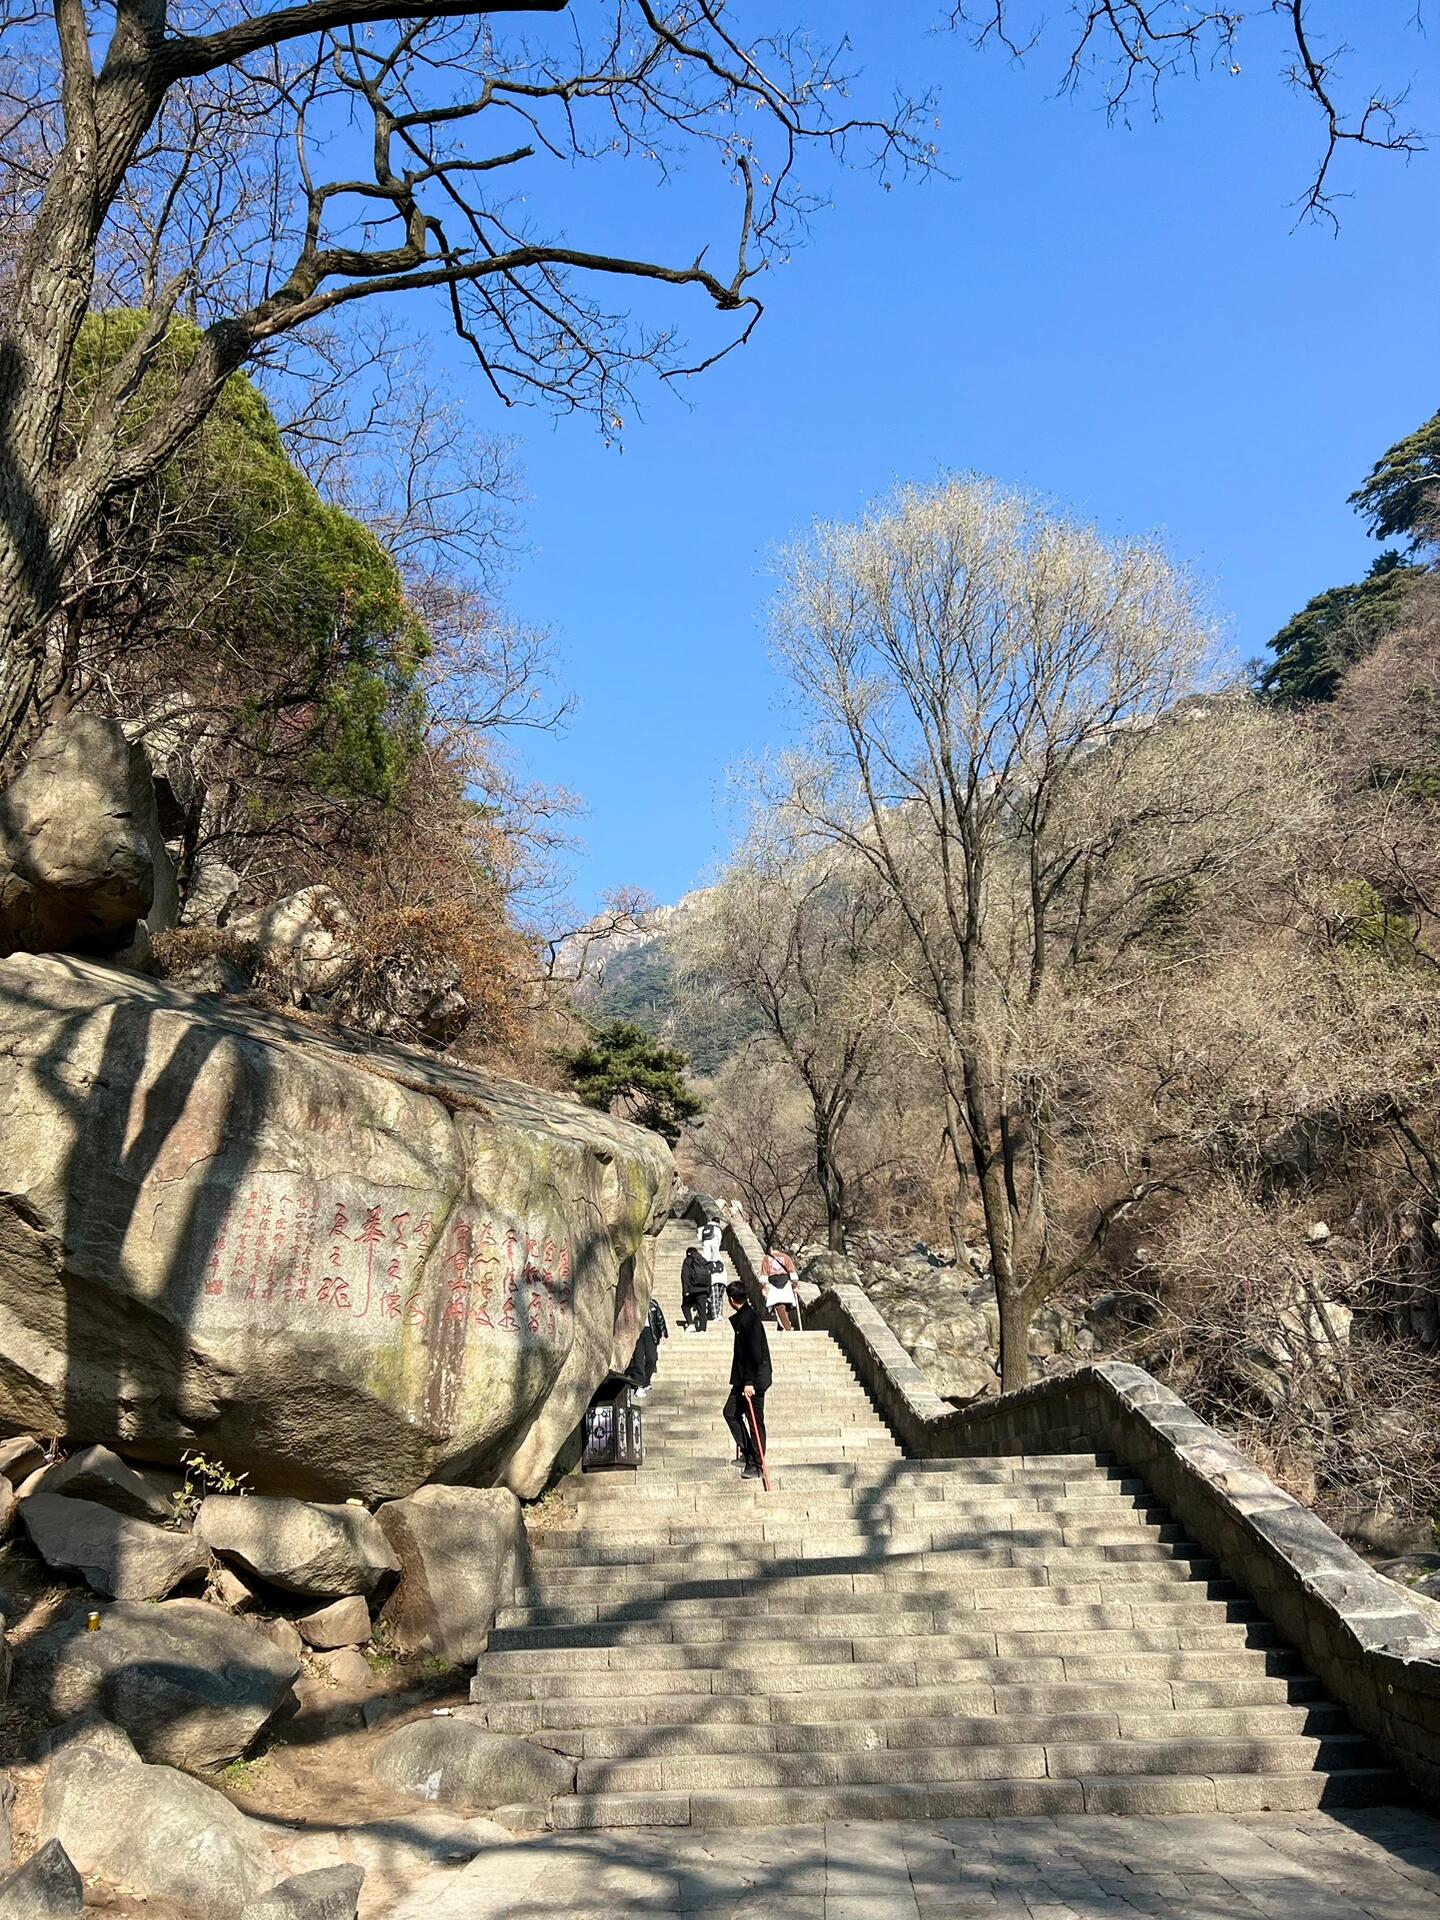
[481,1615,1279,1674]
[568,1730,1374,1796]
[565,1476,1149,1512]
[572,1466,1136,1501]
[514,1554,1224,1605]
[496,1572,1240,1627]
[531,1699,1349,1759]
[479,1670,1330,1734]
[470,1644,1302,1703]
[534,1767,1401,1831]
[554,1497,1153,1534]
[531,1516,1179,1557]
[528,1531,1196,1572]
[487,1593,1259,1650]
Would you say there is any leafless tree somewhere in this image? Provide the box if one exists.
[678,822,908,1250]
[768,474,1318,1387]
[0,0,933,763]
[953,2,1426,224]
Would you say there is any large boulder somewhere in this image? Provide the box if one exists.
[19,1495,209,1599]
[0,956,673,1499]
[0,715,176,959]
[372,1717,574,1813]
[21,1598,299,1769]
[39,1742,275,1917]
[376,1486,523,1664]
[197,1496,398,1599]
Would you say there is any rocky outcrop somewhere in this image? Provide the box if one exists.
[0,955,673,1500]
[0,716,177,961]
[23,1598,300,1769]
[229,886,359,1000]
[803,1243,1091,1401]
[30,1444,177,1521]
[197,1496,398,1598]
[376,1485,523,1664]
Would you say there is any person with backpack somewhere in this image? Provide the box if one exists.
[680,1243,714,1332]
[760,1246,801,1331]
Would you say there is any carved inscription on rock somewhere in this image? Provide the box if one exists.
[201,1175,572,1345]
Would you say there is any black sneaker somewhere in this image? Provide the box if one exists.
[741,1463,762,1480]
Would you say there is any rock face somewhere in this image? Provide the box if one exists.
[0,956,674,1500]
[0,716,177,959]
[373,1717,575,1813]
[23,1598,299,1769]
[198,1496,398,1598]
[39,1741,275,1917]
[19,1495,210,1600]
[376,1486,524,1664]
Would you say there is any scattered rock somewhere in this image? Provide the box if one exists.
[39,1742,274,1917]
[0,1439,43,1484]
[372,1717,575,1813]
[22,1597,300,1770]
[0,715,177,958]
[0,1773,12,1870]
[376,1485,524,1664]
[239,1865,364,1920]
[19,1494,210,1600]
[213,1563,262,1610]
[0,955,674,1502]
[30,1444,178,1522]
[254,1616,305,1659]
[0,1477,11,1544]
[198,1496,399,1599]
[296,1595,370,1650]
[0,1610,10,1704]
[0,1839,84,1918]
[313,1648,374,1691]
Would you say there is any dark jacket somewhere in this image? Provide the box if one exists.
[728,1303,772,1394]
[681,1248,712,1299]
[648,1299,669,1342]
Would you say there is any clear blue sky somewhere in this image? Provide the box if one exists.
[424,5,1439,916]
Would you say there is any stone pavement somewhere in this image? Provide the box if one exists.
[390,1809,1440,1918]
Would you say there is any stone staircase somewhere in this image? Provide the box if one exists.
[470,1221,1400,1830]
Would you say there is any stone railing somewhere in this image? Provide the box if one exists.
[805,1280,1440,1808]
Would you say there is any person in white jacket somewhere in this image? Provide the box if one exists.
[760,1248,800,1332]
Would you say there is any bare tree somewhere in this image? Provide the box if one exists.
[953,2,1425,224]
[768,474,1314,1387]
[679,823,907,1250]
[0,1,932,762]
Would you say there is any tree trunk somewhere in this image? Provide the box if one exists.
[997,1284,1035,1395]
[815,1137,846,1251]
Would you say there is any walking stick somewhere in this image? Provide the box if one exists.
[744,1392,772,1495]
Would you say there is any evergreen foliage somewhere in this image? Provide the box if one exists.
[1349,407,1440,549]
[1261,551,1421,704]
[563,1020,702,1145]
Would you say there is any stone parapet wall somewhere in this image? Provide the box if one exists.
[804,1280,1440,1808]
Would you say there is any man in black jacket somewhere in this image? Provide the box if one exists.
[722,1279,772,1480]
